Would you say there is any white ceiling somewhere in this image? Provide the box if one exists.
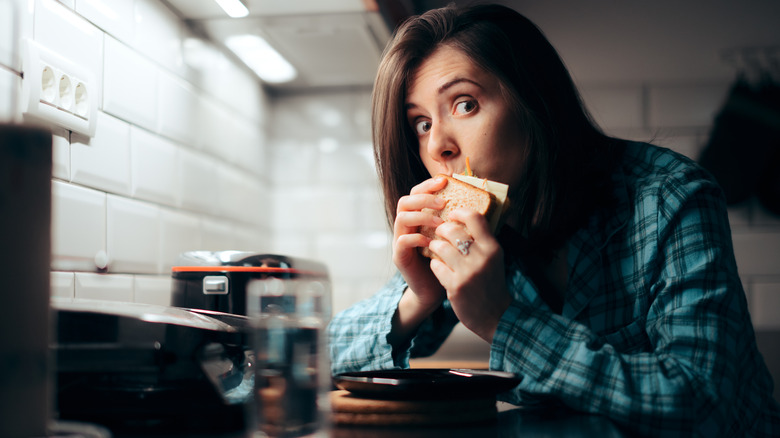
[166,0,780,91]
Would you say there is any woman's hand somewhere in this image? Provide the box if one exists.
[389,177,448,346]
[428,208,512,343]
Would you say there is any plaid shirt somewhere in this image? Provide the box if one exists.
[328,142,780,436]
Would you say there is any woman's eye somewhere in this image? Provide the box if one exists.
[454,99,477,115]
[415,120,432,135]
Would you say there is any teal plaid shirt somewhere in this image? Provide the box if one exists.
[328,142,780,436]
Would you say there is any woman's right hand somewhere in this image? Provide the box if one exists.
[389,177,448,345]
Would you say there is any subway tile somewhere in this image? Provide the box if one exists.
[0,64,19,122]
[233,223,269,252]
[0,0,15,70]
[51,181,106,271]
[187,42,269,124]
[103,36,158,132]
[132,0,183,75]
[178,147,217,215]
[268,139,318,185]
[580,86,644,131]
[358,186,389,232]
[215,164,260,223]
[160,208,201,271]
[50,271,75,298]
[134,275,172,306]
[316,142,377,185]
[199,97,264,170]
[201,217,236,252]
[107,195,160,274]
[648,83,730,129]
[71,111,131,195]
[74,272,134,302]
[750,282,780,330]
[271,93,354,142]
[75,0,134,43]
[732,231,780,277]
[269,232,315,259]
[314,232,392,280]
[272,187,358,232]
[158,71,198,145]
[130,126,178,206]
[34,0,103,109]
[350,90,372,142]
[51,127,70,181]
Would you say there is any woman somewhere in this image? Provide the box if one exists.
[328,4,779,436]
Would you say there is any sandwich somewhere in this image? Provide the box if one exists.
[419,171,509,259]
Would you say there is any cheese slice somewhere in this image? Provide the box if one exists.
[452,173,509,232]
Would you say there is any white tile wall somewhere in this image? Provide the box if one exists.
[74,272,133,301]
[0,67,18,122]
[51,128,70,180]
[51,180,106,272]
[131,0,183,76]
[75,0,134,43]
[178,147,217,214]
[130,125,178,206]
[107,195,160,274]
[160,208,201,271]
[1,0,269,304]
[134,275,172,306]
[71,111,132,195]
[157,71,198,145]
[50,271,75,298]
[103,35,158,132]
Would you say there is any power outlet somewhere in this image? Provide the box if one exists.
[21,38,97,137]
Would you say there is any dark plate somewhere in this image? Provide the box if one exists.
[333,369,521,400]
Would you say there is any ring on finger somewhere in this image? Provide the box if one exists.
[455,238,473,256]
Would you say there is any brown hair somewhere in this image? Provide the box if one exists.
[372,4,619,256]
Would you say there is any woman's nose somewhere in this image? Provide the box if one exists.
[425,122,458,163]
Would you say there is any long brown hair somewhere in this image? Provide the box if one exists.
[372,4,619,257]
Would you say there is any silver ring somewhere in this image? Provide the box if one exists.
[455,238,473,256]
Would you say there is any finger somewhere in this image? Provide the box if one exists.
[434,221,472,245]
[397,193,447,213]
[447,208,492,241]
[394,211,444,237]
[409,175,448,195]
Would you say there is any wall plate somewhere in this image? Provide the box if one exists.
[21,38,97,137]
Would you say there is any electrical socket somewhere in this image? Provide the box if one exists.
[21,38,97,137]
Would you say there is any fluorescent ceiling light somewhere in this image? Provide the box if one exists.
[214,0,248,18]
[225,34,297,84]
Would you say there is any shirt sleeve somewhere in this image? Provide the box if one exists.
[490,167,778,436]
[327,272,459,375]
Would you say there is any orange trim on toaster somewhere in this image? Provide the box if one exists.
[171,266,326,277]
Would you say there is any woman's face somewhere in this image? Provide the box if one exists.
[405,44,525,188]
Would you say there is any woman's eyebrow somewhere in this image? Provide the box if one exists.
[438,77,482,94]
[405,78,483,111]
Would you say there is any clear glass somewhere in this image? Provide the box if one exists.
[247,277,331,437]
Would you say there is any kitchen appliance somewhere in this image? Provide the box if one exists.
[52,298,254,436]
[170,251,330,317]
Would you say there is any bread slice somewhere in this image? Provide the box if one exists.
[419,174,505,259]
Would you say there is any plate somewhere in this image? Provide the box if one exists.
[333,369,521,400]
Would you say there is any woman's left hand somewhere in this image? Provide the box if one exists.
[427,208,512,343]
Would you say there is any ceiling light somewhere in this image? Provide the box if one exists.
[214,0,248,18]
[225,34,297,84]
